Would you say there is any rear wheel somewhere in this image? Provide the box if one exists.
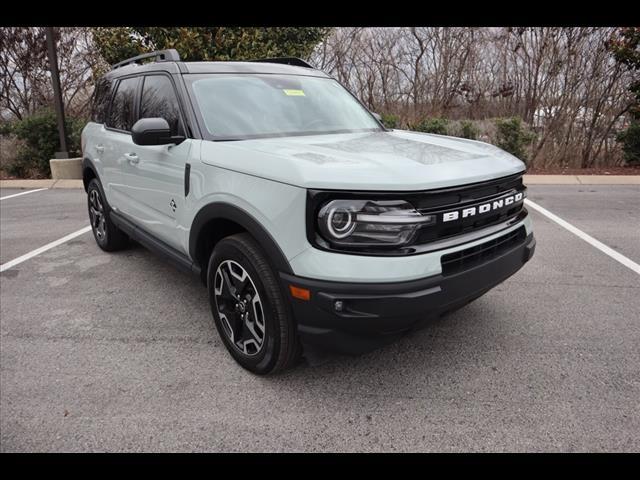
[207,233,300,374]
[87,178,128,251]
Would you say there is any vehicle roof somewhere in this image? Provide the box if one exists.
[104,60,331,79]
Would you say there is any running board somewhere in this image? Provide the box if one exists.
[110,211,201,277]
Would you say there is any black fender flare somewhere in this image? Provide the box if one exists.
[82,157,99,192]
[189,203,293,275]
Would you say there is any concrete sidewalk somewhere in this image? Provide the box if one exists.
[1,175,639,191]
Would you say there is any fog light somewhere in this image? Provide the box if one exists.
[334,300,344,312]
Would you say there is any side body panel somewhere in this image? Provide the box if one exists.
[82,122,107,186]
[119,139,193,251]
[81,122,127,209]
[104,129,140,212]
[184,154,308,263]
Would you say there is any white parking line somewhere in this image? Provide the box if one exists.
[525,199,640,275]
[0,188,48,201]
[0,226,92,273]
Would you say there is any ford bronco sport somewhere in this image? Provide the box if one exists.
[82,49,535,374]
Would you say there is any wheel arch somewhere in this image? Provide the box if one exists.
[189,203,293,278]
[82,157,98,192]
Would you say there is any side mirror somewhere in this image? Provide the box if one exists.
[131,118,185,146]
[371,112,382,122]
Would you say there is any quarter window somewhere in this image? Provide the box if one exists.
[106,77,139,131]
[91,77,114,123]
[140,75,184,136]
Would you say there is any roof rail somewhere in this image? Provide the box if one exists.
[112,49,181,70]
[250,57,313,69]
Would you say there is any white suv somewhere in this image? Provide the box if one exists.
[82,50,535,374]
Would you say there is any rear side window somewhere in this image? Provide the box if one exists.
[106,77,139,131]
[91,77,113,123]
[140,75,184,136]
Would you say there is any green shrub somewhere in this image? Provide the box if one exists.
[380,113,399,129]
[457,120,479,140]
[616,119,640,165]
[0,122,13,135]
[1,110,85,178]
[411,117,449,135]
[494,117,536,162]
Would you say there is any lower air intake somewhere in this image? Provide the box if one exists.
[440,227,527,276]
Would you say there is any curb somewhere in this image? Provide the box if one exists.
[1,179,56,189]
[524,175,640,185]
[0,179,84,189]
[1,176,639,190]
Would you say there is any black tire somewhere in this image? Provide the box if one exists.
[207,233,301,375]
[87,178,128,252]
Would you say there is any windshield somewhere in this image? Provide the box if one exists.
[186,74,382,140]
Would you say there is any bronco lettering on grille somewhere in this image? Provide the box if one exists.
[442,192,524,223]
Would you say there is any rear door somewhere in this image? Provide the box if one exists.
[119,73,192,251]
[83,76,116,198]
[101,75,141,212]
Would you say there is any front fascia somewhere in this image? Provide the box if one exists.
[288,213,533,283]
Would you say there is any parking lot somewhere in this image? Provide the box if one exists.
[1,184,639,452]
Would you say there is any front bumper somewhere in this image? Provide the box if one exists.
[280,230,536,355]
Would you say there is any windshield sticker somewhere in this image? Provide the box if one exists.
[283,89,305,96]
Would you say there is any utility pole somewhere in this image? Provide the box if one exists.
[45,27,69,159]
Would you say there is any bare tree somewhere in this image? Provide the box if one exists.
[0,27,105,121]
[1,27,634,168]
[312,27,636,168]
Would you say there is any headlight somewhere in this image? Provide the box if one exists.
[317,199,435,248]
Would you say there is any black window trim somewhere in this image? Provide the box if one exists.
[172,73,201,139]
[138,72,190,139]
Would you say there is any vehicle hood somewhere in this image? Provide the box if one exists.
[201,130,525,191]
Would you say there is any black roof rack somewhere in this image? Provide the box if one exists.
[250,57,313,69]
[112,49,181,70]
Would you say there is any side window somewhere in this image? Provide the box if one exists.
[91,76,113,123]
[106,77,139,131]
[140,75,184,136]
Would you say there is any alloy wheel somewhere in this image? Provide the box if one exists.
[89,189,106,241]
[214,260,266,356]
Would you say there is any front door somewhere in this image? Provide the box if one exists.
[119,74,191,252]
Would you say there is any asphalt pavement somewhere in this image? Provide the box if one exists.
[0,185,638,452]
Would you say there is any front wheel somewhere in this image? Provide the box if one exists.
[207,233,300,374]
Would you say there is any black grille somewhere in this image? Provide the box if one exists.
[414,174,526,244]
[440,227,526,276]
[410,173,524,210]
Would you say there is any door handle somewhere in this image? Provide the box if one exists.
[95,144,104,153]
[124,153,139,165]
